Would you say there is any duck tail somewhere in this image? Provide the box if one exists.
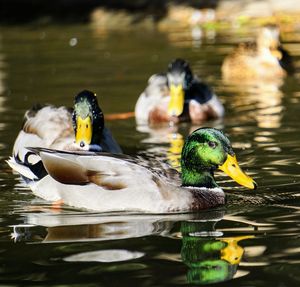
[7,152,48,183]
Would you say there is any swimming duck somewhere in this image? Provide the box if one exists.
[135,59,224,126]
[8,128,256,213]
[12,90,122,165]
[222,25,293,82]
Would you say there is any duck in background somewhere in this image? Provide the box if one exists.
[8,128,256,213]
[222,24,294,82]
[11,90,122,170]
[135,59,224,126]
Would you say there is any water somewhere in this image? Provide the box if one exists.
[0,24,300,286]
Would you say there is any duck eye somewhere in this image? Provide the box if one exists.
[208,141,217,149]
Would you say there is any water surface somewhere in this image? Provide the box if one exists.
[0,24,300,286]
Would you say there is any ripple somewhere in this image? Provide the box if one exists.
[63,249,145,263]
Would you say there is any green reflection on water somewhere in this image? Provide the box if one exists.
[181,220,252,285]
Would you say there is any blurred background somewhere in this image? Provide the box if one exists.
[0,0,299,24]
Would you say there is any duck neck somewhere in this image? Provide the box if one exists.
[181,166,218,189]
[88,126,103,152]
[91,125,102,146]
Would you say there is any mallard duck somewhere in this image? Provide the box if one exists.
[8,128,256,213]
[222,25,293,81]
[135,59,224,126]
[12,90,122,165]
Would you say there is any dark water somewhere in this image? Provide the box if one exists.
[0,24,300,286]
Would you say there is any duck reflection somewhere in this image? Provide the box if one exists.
[167,132,184,170]
[11,211,259,284]
[11,212,198,243]
[223,80,284,130]
[136,124,185,170]
[11,209,228,243]
[181,220,253,285]
[137,122,223,170]
[253,88,284,129]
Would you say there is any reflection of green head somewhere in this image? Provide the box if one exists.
[181,221,239,285]
[187,260,238,285]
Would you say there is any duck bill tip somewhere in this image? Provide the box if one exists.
[219,154,257,190]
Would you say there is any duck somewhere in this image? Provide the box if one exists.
[221,25,293,82]
[7,128,256,213]
[135,59,224,126]
[12,90,122,166]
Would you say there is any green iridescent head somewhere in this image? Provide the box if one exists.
[181,128,257,189]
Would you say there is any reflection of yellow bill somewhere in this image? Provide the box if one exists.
[75,116,92,145]
[219,154,257,189]
[168,84,184,116]
[168,133,184,154]
[167,133,184,171]
[220,235,254,265]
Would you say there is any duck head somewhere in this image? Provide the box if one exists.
[257,25,282,58]
[72,90,104,151]
[181,128,257,189]
[167,58,193,117]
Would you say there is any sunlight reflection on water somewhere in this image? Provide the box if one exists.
[0,23,300,286]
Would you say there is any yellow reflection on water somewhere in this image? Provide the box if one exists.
[226,82,284,129]
[180,220,254,285]
[220,235,254,265]
[167,132,184,171]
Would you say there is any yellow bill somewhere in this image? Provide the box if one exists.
[271,49,282,60]
[75,116,92,145]
[168,84,185,117]
[219,154,257,189]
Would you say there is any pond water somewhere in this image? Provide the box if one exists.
[0,24,300,286]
